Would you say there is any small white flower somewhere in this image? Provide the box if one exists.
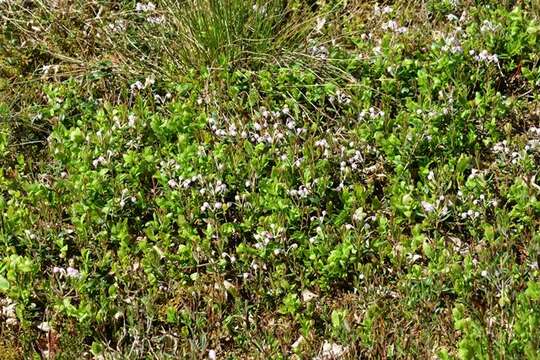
[292,335,305,350]
[374,4,392,15]
[480,20,498,33]
[53,266,66,275]
[201,202,210,212]
[223,280,234,291]
[136,2,155,12]
[2,303,16,318]
[144,76,155,87]
[302,289,318,302]
[315,17,326,33]
[382,6,393,14]
[130,81,144,91]
[408,254,422,263]
[421,201,435,213]
[382,20,398,31]
[66,267,81,279]
[128,114,136,127]
[108,19,127,33]
[315,341,348,360]
[474,50,499,63]
[286,119,296,130]
[315,139,328,148]
[147,15,165,24]
[92,156,106,168]
[37,322,51,332]
[208,350,217,360]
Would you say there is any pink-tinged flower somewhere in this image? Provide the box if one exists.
[66,267,81,279]
[53,266,65,275]
[421,201,435,213]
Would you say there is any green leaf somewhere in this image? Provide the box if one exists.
[0,276,10,291]
[331,310,342,329]
[525,281,540,301]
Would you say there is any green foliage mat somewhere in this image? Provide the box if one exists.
[1,0,540,358]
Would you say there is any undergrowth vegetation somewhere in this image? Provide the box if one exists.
[1,0,540,358]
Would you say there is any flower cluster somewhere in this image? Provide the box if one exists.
[53,266,81,279]
[441,34,463,54]
[421,196,450,216]
[130,76,155,93]
[168,174,203,190]
[308,44,329,60]
[147,15,165,24]
[480,20,499,33]
[288,184,312,198]
[119,188,137,208]
[382,20,407,34]
[1,298,17,326]
[208,106,307,147]
[358,107,385,120]
[492,140,510,154]
[108,19,127,33]
[135,2,165,25]
[329,90,352,106]
[373,4,393,16]
[526,126,540,152]
[135,2,155,12]
[253,231,275,250]
[473,49,499,64]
